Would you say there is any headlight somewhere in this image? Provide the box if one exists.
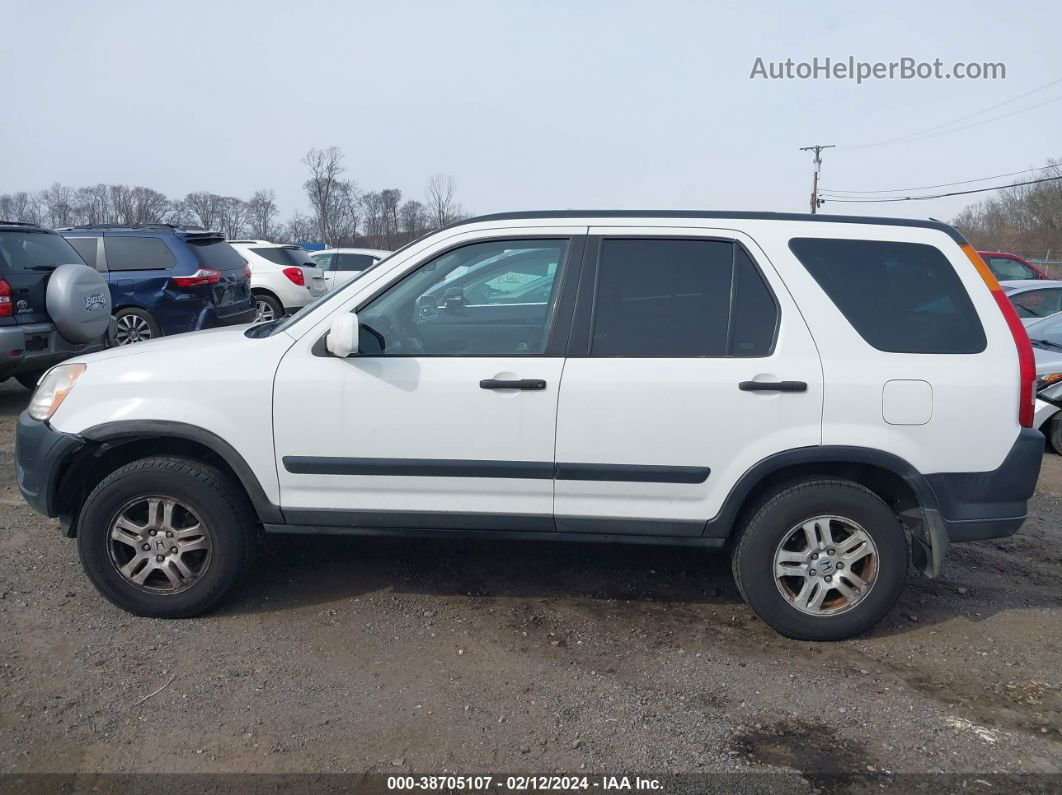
[28,363,86,421]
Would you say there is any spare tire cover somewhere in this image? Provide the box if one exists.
[46,263,113,344]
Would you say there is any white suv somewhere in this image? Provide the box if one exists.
[16,211,1042,640]
[229,240,327,321]
[309,247,391,291]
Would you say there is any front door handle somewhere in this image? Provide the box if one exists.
[480,378,547,390]
[739,380,808,393]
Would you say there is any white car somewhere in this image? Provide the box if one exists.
[16,211,1042,641]
[309,247,391,291]
[1000,279,1062,326]
[229,240,327,321]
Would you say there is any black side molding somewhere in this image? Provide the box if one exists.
[282,457,709,484]
[739,380,808,393]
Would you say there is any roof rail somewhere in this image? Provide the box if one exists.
[59,223,219,235]
[0,220,44,228]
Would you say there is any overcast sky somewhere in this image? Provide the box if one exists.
[3,0,1060,223]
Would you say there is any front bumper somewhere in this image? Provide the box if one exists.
[15,410,83,518]
[0,323,106,379]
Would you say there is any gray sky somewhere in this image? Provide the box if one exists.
[3,0,1060,222]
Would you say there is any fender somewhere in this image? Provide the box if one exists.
[703,445,948,576]
[79,420,284,524]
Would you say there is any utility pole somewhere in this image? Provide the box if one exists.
[799,144,835,214]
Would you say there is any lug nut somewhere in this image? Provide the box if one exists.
[811,553,819,560]
[809,569,817,576]
[836,562,845,570]
[155,555,164,563]
[149,530,157,536]
[166,531,174,538]
[827,549,835,556]
[170,547,178,554]
[825,575,833,582]
[142,543,150,551]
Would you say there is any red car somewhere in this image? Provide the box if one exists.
[978,251,1049,281]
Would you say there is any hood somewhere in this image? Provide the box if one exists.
[69,323,258,366]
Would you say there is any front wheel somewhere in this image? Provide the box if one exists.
[77,457,256,617]
[731,480,909,641]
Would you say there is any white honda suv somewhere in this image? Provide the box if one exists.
[229,240,327,321]
[16,211,1042,640]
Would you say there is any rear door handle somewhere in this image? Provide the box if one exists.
[480,378,547,391]
[739,380,808,393]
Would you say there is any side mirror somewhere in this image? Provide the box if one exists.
[326,313,359,358]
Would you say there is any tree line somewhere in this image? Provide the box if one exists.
[952,159,1062,261]
[0,146,465,250]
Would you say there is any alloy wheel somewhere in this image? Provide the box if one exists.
[115,314,153,345]
[106,497,213,594]
[773,515,879,616]
[255,300,275,322]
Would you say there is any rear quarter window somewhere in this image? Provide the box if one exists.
[789,238,986,354]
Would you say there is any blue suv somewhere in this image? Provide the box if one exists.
[59,225,256,344]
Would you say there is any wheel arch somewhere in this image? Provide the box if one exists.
[55,420,283,537]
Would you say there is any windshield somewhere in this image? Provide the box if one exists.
[1027,313,1062,348]
[0,230,85,271]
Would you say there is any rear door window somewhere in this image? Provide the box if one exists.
[789,238,986,354]
[104,236,177,271]
[336,253,376,272]
[66,237,100,269]
[987,256,1038,281]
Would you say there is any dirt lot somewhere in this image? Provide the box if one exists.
[1,378,1060,786]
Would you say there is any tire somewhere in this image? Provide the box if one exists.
[253,293,283,323]
[76,457,256,618]
[1048,414,1062,455]
[113,307,161,345]
[15,370,47,390]
[731,479,909,641]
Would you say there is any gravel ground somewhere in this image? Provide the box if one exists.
[1,377,1060,784]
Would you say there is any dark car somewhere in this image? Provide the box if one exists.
[0,221,112,387]
[60,224,256,344]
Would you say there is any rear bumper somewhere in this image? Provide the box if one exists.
[0,323,106,379]
[927,428,1043,542]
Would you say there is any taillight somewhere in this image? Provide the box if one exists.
[962,244,1035,427]
[172,268,221,287]
[282,267,305,286]
[0,279,11,318]
[242,264,252,280]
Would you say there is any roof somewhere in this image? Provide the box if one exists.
[1000,279,1062,292]
[448,210,967,243]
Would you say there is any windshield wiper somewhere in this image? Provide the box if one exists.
[1031,338,1062,351]
[27,264,58,272]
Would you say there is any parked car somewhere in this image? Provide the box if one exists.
[59,225,255,345]
[309,247,391,291]
[228,241,327,322]
[1022,312,1062,453]
[979,251,1049,281]
[16,211,1041,641]
[1000,279,1062,325]
[1,221,113,387]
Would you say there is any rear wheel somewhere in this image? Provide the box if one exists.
[114,308,160,345]
[76,457,256,618]
[254,293,283,323]
[731,480,909,641]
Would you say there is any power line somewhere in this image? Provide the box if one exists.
[840,76,1062,150]
[820,163,1060,195]
[821,174,1062,204]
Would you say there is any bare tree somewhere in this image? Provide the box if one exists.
[182,191,222,230]
[42,183,76,227]
[302,146,349,245]
[215,196,248,238]
[246,189,279,240]
[280,211,317,244]
[360,191,387,248]
[425,173,460,228]
[399,199,428,243]
[74,184,111,225]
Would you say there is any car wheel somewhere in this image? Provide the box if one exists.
[731,480,908,641]
[15,370,47,390]
[254,293,283,323]
[114,308,160,345]
[76,457,256,618]
[1048,414,1062,455]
